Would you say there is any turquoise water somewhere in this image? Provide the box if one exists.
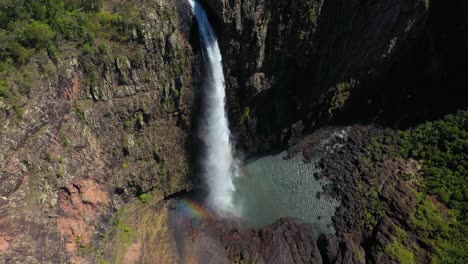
[233,151,339,235]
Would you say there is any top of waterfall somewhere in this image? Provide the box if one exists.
[188,0,196,10]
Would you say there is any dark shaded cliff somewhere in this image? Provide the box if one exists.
[204,0,467,152]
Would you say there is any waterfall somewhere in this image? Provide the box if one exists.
[188,0,237,215]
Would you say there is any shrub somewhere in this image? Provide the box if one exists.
[0,0,140,102]
[22,20,56,49]
[82,43,94,55]
[385,239,416,264]
[98,42,110,54]
[239,107,251,125]
[424,0,431,10]
[0,82,12,98]
[30,1,47,21]
[6,41,35,65]
[139,193,149,204]
[17,69,35,95]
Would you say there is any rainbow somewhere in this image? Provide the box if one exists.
[177,198,214,221]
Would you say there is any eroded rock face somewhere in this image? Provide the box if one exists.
[0,0,195,262]
[57,179,111,263]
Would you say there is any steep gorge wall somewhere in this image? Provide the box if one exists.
[0,0,196,262]
[195,1,467,263]
[203,0,468,152]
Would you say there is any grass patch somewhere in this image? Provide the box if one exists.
[97,191,173,263]
[385,239,416,264]
[114,219,134,245]
[0,81,13,99]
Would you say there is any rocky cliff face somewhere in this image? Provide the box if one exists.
[203,0,468,152]
[0,0,196,262]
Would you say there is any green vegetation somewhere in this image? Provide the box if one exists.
[114,218,134,245]
[308,2,319,26]
[98,256,110,264]
[234,254,263,264]
[55,168,64,178]
[123,120,133,129]
[354,130,403,232]
[123,111,147,130]
[358,111,466,262]
[0,81,12,99]
[424,0,431,11]
[399,110,467,263]
[72,106,86,121]
[385,226,416,264]
[356,180,388,232]
[0,0,145,101]
[410,195,467,264]
[385,239,416,264]
[95,192,173,263]
[400,110,467,218]
[139,193,149,204]
[239,107,251,125]
[328,81,355,117]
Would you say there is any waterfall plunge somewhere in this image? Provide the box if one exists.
[189,0,237,215]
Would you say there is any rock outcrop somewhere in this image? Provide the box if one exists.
[167,200,324,264]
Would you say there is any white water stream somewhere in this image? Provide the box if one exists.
[189,0,237,215]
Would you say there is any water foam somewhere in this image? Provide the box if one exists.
[189,0,237,215]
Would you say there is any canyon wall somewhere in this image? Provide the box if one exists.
[0,0,196,262]
[204,0,467,152]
